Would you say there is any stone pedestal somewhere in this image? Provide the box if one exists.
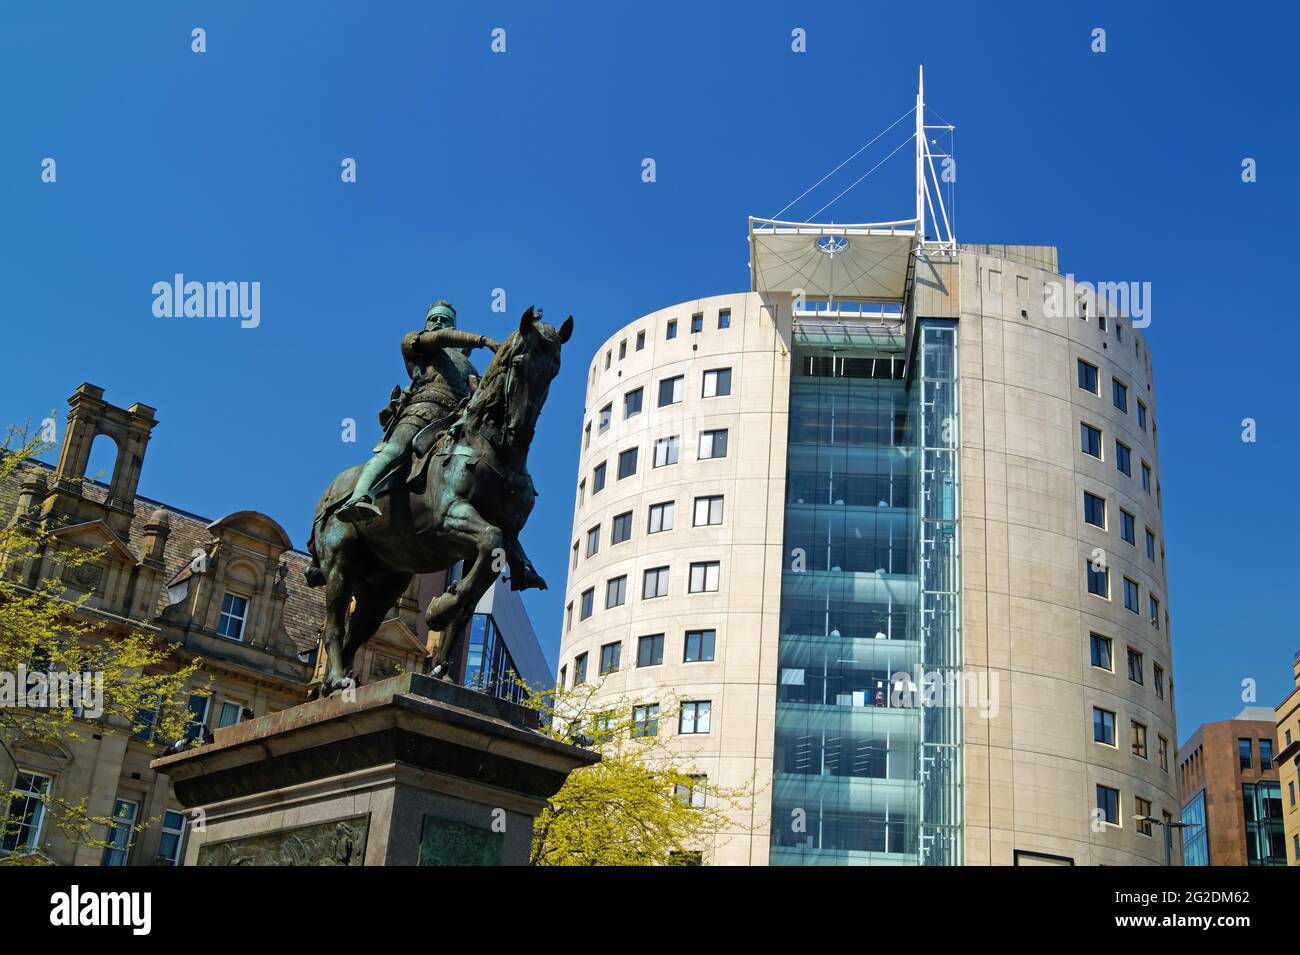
[151,673,597,866]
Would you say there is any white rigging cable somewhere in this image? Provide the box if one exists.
[804,134,916,223]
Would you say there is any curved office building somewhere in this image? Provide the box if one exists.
[558,214,1177,866]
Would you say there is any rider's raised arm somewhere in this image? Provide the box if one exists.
[403,328,498,358]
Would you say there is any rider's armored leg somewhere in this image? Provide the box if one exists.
[338,441,403,524]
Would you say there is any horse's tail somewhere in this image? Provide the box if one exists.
[304,464,366,588]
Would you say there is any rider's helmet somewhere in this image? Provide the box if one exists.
[426,301,457,331]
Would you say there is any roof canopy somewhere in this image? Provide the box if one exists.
[748,217,918,303]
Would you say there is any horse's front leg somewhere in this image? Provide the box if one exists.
[317,541,353,697]
[425,499,503,675]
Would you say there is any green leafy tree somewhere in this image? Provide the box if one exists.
[0,429,202,861]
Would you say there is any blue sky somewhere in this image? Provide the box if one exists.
[2,1,1296,743]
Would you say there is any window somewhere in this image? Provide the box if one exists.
[1096,785,1120,826]
[1153,663,1165,699]
[693,495,723,527]
[1131,721,1148,759]
[132,695,162,740]
[100,798,140,867]
[623,387,643,419]
[183,694,210,743]
[1127,648,1144,685]
[658,375,684,406]
[1081,423,1102,458]
[1077,359,1099,394]
[1145,528,1156,561]
[217,701,245,728]
[583,421,591,449]
[217,593,248,640]
[1149,595,1160,629]
[1084,492,1106,528]
[586,524,601,557]
[565,602,573,633]
[718,309,731,329]
[617,447,638,479]
[1135,796,1152,836]
[684,629,716,663]
[690,312,703,334]
[1158,736,1169,772]
[1120,509,1135,544]
[593,462,607,493]
[618,340,626,361]
[158,810,186,865]
[679,701,711,734]
[643,566,669,599]
[573,653,588,685]
[633,704,660,737]
[688,561,720,593]
[1239,738,1253,770]
[653,435,679,467]
[572,540,579,567]
[1,770,52,853]
[579,588,594,620]
[1090,633,1113,671]
[1112,378,1128,413]
[648,501,674,533]
[577,479,585,505]
[598,403,612,433]
[1087,561,1109,598]
[702,368,732,398]
[1141,462,1151,492]
[699,428,728,459]
[1115,441,1132,476]
[559,665,567,688]
[1260,739,1273,770]
[636,330,645,350]
[675,775,707,808]
[1137,400,1147,431]
[605,575,627,609]
[1123,577,1140,613]
[637,633,664,667]
[1099,314,1108,332]
[604,349,611,370]
[599,641,621,675]
[666,319,677,340]
[1093,707,1116,745]
[611,511,632,545]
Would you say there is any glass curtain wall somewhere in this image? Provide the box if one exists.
[464,613,526,704]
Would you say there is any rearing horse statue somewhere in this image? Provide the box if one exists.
[306,306,573,696]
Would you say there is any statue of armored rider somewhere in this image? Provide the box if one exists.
[337,301,499,524]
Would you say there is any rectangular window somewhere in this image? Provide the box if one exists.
[217,700,244,728]
[688,561,720,593]
[1087,561,1109,598]
[618,340,626,361]
[1135,796,1152,836]
[1077,359,1099,394]
[593,462,607,493]
[1149,594,1160,629]
[217,592,248,640]
[599,641,621,675]
[1120,509,1136,544]
[605,575,627,609]
[559,665,567,688]
[636,330,645,351]
[658,375,684,407]
[1137,400,1147,431]
[690,312,703,334]
[637,633,664,667]
[666,319,677,340]
[1131,721,1148,759]
[598,403,612,433]
[1239,737,1252,770]
[1084,492,1106,528]
[1127,648,1144,684]
[1158,736,1169,772]
[1115,441,1132,476]
[583,422,591,449]
[1,770,52,853]
[693,495,723,527]
[158,809,186,866]
[574,652,588,685]
[1123,577,1140,613]
[1141,462,1151,492]
[623,387,643,419]
[684,629,716,663]
[586,524,601,557]
[1112,378,1128,413]
[1260,739,1273,770]
[579,588,594,620]
[643,566,669,599]
[1093,707,1116,745]
[565,602,573,633]
[617,447,638,479]
[1081,423,1102,458]
[604,350,611,370]
[699,429,729,459]
[648,501,674,534]
[101,798,140,867]
[578,479,585,505]
[1154,663,1165,699]
[679,701,711,734]
[1145,528,1156,561]
[633,704,660,737]
[675,775,707,808]
[1090,633,1113,671]
[653,435,679,468]
[718,309,731,329]
[1097,785,1120,825]
[611,511,632,545]
[572,540,579,568]
[702,368,732,398]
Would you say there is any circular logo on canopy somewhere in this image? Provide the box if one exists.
[815,235,849,255]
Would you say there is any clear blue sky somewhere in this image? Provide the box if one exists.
[2,1,1296,743]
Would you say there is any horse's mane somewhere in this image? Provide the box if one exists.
[463,328,522,431]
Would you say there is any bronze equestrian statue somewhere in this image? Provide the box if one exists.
[305,302,572,696]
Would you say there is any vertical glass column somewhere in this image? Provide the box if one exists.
[917,319,963,866]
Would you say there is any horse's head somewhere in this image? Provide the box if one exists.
[472,305,573,454]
